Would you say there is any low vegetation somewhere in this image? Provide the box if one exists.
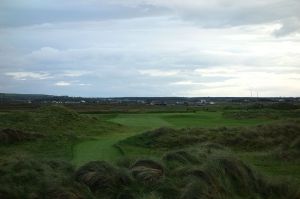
[0,104,299,198]
[0,128,43,144]
[223,109,300,120]
[0,105,83,133]
[73,148,299,199]
[0,158,93,199]
[119,120,300,157]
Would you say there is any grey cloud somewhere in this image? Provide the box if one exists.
[160,0,300,36]
[273,17,300,37]
[1,0,300,96]
[3,0,300,37]
[5,72,53,80]
[15,46,261,73]
[0,0,169,27]
[143,0,300,36]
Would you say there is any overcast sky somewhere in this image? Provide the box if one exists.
[1,0,300,97]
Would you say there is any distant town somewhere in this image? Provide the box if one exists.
[1,93,299,106]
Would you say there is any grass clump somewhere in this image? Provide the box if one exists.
[130,159,165,185]
[0,128,43,144]
[272,135,300,160]
[168,154,300,199]
[0,158,92,199]
[75,161,131,198]
[163,149,207,170]
[73,152,300,199]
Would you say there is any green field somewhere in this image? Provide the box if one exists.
[1,105,299,199]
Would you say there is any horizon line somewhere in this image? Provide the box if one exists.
[1,92,299,99]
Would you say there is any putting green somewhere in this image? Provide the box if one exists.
[109,113,171,128]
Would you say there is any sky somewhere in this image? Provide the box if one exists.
[1,0,300,97]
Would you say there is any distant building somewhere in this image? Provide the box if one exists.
[150,101,167,106]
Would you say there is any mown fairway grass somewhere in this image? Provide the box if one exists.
[72,111,274,166]
[72,133,134,166]
[109,113,172,128]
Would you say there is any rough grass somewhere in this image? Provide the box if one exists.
[0,128,44,144]
[223,109,300,120]
[0,158,93,199]
[119,120,300,152]
[177,156,300,199]
[110,112,273,129]
[3,152,298,199]
[117,120,300,182]
[73,149,300,199]
[75,161,131,194]
[0,105,121,136]
[130,159,165,185]
[0,105,83,134]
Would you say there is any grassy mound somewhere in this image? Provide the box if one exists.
[0,105,85,134]
[118,127,202,149]
[36,105,82,124]
[119,120,300,152]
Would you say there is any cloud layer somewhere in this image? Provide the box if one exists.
[0,0,300,97]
